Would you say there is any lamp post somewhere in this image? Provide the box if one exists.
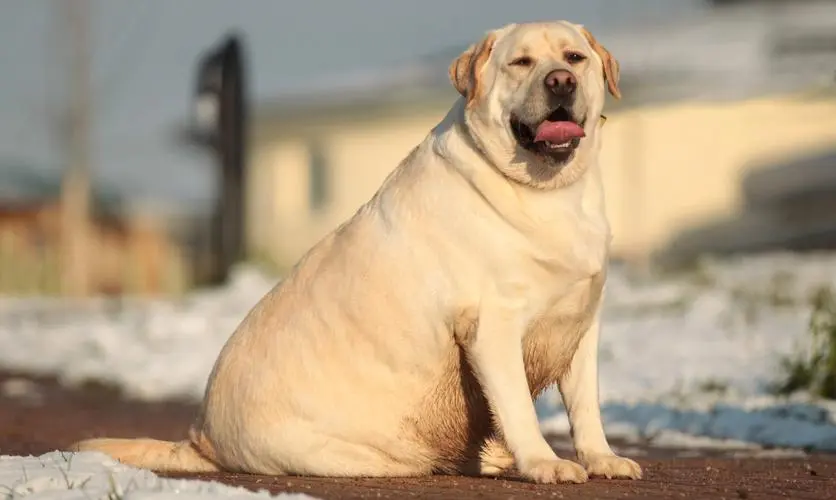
[191,33,248,286]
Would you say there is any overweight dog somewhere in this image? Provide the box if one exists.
[72,20,641,484]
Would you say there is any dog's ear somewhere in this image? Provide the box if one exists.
[449,31,498,105]
[580,27,621,100]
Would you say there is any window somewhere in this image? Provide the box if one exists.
[307,140,329,212]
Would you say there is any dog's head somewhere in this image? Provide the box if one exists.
[449,21,620,189]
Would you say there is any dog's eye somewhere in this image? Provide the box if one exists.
[509,56,534,67]
[564,51,587,64]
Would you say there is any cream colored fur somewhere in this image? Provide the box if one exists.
[71,21,641,484]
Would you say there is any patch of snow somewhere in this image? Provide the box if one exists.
[0,451,316,499]
[537,253,836,452]
[2,253,836,453]
[0,265,274,401]
[539,398,836,452]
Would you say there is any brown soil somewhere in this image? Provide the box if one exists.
[1,369,834,499]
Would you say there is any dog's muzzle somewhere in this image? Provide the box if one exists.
[509,68,586,164]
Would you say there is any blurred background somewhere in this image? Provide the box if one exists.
[2,0,836,460]
[1,0,834,297]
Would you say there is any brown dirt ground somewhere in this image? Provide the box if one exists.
[1,369,834,500]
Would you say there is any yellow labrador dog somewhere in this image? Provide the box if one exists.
[72,20,641,484]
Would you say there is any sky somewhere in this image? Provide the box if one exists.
[0,0,703,211]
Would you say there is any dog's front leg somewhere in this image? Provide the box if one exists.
[465,299,588,484]
[558,304,642,479]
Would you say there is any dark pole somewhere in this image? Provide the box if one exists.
[216,35,248,284]
[195,34,248,286]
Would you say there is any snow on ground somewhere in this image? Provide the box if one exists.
[2,253,836,453]
[538,252,836,452]
[0,451,317,499]
[0,266,273,402]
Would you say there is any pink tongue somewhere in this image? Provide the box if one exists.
[533,121,585,144]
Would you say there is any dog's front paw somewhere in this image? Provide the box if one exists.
[520,457,589,484]
[580,453,642,479]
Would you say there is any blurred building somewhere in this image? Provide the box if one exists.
[0,162,189,295]
[245,88,455,267]
[241,0,836,269]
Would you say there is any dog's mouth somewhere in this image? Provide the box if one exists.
[510,107,586,163]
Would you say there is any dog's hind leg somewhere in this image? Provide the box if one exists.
[479,438,515,476]
[229,422,432,478]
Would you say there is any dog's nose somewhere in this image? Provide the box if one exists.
[544,69,577,95]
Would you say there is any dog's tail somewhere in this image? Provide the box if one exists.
[70,437,221,473]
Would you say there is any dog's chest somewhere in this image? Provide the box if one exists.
[497,200,610,396]
[530,207,610,279]
[519,267,606,398]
